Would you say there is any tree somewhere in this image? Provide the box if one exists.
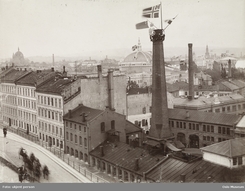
[30,153,36,165]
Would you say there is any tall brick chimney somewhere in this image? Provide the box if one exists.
[108,69,115,111]
[97,65,102,81]
[228,59,232,78]
[149,29,172,139]
[52,54,54,66]
[188,43,194,100]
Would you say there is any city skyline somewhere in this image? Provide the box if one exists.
[0,0,244,59]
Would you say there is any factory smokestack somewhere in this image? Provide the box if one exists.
[97,65,102,81]
[108,69,115,111]
[188,43,194,100]
[149,29,172,139]
[228,59,232,78]
[52,54,54,66]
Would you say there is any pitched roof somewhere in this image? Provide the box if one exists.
[36,77,73,95]
[63,105,104,124]
[169,108,241,126]
[146,157,226,182]
[16,70,53,86]
[200,138,245,158]
[90,141,166,176]
[230,80,245,88]
[0,69,30,83]
[125,120,142,134]
[221,81,239,91]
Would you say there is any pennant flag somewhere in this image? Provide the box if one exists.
[142,4,161,18]
[132,45,138,51]
[164,15,178,25]
[136,21,149,29]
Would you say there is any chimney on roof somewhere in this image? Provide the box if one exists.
[228,59,232,78]
[188,43,194,100]
[63,66,65,73]
[100,146,104,157]
[180,174,186,183]
[186,111,190,118]
[97,65,102,82]
[69,110,72,118]
[134,158,139,171]
[108,69,115,111]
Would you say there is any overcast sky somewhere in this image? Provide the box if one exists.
[0,0,244,59]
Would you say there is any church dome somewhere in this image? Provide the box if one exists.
[13,48,24,59]
[123,51,152,63]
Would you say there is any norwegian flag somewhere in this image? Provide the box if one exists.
[142,4,161,18]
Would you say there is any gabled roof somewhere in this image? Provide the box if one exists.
[200,138,245,158]
[63,105,104,124]
[90,141,165,176]
[16,70,53,86]
[36,77,74,95]
[0,69,30,83]
[169,109,241,126]
[230,80,245,88]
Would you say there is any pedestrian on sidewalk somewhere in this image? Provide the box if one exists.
[3,128,7,138]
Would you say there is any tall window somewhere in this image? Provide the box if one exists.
[79,136,82,145]
[66,132,69,140]
[84,138,87,147]
[111,120,115,130]
[70,133,73,141]
[218,126,221,133]
[101,122,105,133]
[203,125,206,132]
[211,126,214,132]
[75,135,77,143]
[233,157,237,165]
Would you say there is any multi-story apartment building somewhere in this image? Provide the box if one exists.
[1,69,30,133]
[36,72,81,152]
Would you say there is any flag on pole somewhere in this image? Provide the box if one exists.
[164,15,178,25]
[132,45,138,51]
[136,21,149,29]
[142,4,161,18]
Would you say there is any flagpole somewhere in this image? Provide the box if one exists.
[160,2,163,29]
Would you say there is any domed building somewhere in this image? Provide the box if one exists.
[12,48,26,66]
[119,39,152,74]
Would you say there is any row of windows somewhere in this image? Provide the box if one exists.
[18,121,37,133]
[17,98,36,110]
[3,95,17,105]
[134,119,149,127]
[203,136,214,142]
[40,134,63,148]
[1,85,16,94]
[38,108,63,122]
[18,110,37,123]
[2,106,17,116]
[213,104,245,113]
[3,116,17,126]
[101,121,115,133]
[66,122,87,133]
[218,126,230,135]
[66,147,88,161]
[233,157,243,166]
[66,132,87,147]
[39,121,63,136]
[17,87,35,97]
[38,95,62,108]
[170,120,231,135]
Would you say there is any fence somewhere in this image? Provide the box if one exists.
[16,131,110,183]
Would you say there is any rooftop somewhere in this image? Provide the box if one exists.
[173,93,245,108]
[0,69,30,83]
[200,138,245,158]
[63,105,104,124]
[90,141,166,176]
[169,108,241,126]
[236,116,245,128]
[146,156,226,182]
[36,76,74,95]
[125,120,142,134]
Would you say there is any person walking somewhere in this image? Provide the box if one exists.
[3,128,7,138]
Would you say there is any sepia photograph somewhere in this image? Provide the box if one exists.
[0,0,244,190]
